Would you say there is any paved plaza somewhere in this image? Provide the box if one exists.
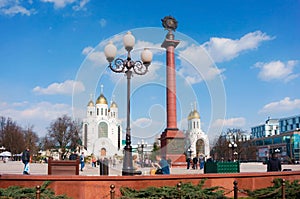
[1,161,300,176]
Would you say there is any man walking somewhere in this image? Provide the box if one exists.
[267,152,282,172]
[21,147,30,175]
[80,152,85,171]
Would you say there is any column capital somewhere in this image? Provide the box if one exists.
[161,38,180,49]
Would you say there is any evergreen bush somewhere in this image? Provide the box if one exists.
[120,179,226,199]
[246,178,300,199]
[0,181,71,199]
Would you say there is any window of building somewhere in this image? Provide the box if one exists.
[273,137,282,144]
[98,122,108,138]
[256,140,263,146]
[264,139,272,145]
[105,109,107,116]
[97,108,99,116]
[101,108,103,115]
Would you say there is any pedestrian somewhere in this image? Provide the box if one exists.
[186,157,191,169]
[192,156,198,169]
[153,154,170,174]
[91,154,96,168]
[267,152,282,172]
[132,154,140,170]
[69,151,78,160]
[199,156,205,170]
[21,147,30,175]
[80,152,85,171]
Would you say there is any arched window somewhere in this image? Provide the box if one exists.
[196,139,205,156]
[98,122,108,138]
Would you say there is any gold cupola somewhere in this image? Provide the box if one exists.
[110,101,118,108]
[96,94,108,105]
[87,100,94,107]
[188,110,200,120]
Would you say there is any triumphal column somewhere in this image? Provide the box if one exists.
[160,16,186,166]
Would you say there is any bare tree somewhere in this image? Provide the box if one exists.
[2,117,25,154]
[211,128,252,161]
[46,115,81,159]
[0,116,6,146]
[23,125,39,158]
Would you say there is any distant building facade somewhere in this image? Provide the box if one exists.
[249,115,300,162]
[251,118,279,138]
[279,114,300,133]
[185,105,210,158]
[82,90,123,158]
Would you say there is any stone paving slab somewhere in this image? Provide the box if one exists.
[1,161,300,176]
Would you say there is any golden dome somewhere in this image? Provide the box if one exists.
[188,110,200,120]
[110,101,118,108]
[96,94,108,105]
[87,100,94,107]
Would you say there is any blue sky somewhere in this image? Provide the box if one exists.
[0,0,299,144]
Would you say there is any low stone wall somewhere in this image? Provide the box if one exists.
[0,171,299,198]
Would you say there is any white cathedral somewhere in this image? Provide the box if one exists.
[82,89,123,158]
[185,105,210,158]
[82,87,209,159]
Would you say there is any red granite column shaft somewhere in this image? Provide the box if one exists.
[166,45,177,129]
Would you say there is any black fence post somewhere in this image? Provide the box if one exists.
[282,179,286,199]
[36,185,41,199]
[110,184,115,199]
[233,180,238,199]
[177,182,181,199]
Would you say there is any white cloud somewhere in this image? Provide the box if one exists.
[255,60,299,82]
[99,18,107,28]
[0,101,72,135]
[133,118,152,128]
[41,0,76,9]
[0,0,35,16]
[212,117,246,128]
[178,44,225,84]
[203,31,273,63]
[259,97,300,113]
[33,80,85,95]
[87,50,107,66]
[82,46,94,55]
[72,0,90,11]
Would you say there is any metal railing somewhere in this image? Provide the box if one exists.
[33,179,289,199]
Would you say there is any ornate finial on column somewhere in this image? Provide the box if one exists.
[161,16,178,40]
[161,16,178,31]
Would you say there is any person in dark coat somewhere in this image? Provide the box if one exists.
[192,156,198,169]
[21,147,30,175]
[267,153,282,172]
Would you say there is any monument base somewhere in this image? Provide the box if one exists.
[160,128,186,167]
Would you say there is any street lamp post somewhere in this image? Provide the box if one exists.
[104,32,153,176]
[228,142,237,161]
[137,139,147,168]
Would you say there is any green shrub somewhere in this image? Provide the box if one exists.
[0,181,71,199]
[120,179,226,199]
[246,178,300,199]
